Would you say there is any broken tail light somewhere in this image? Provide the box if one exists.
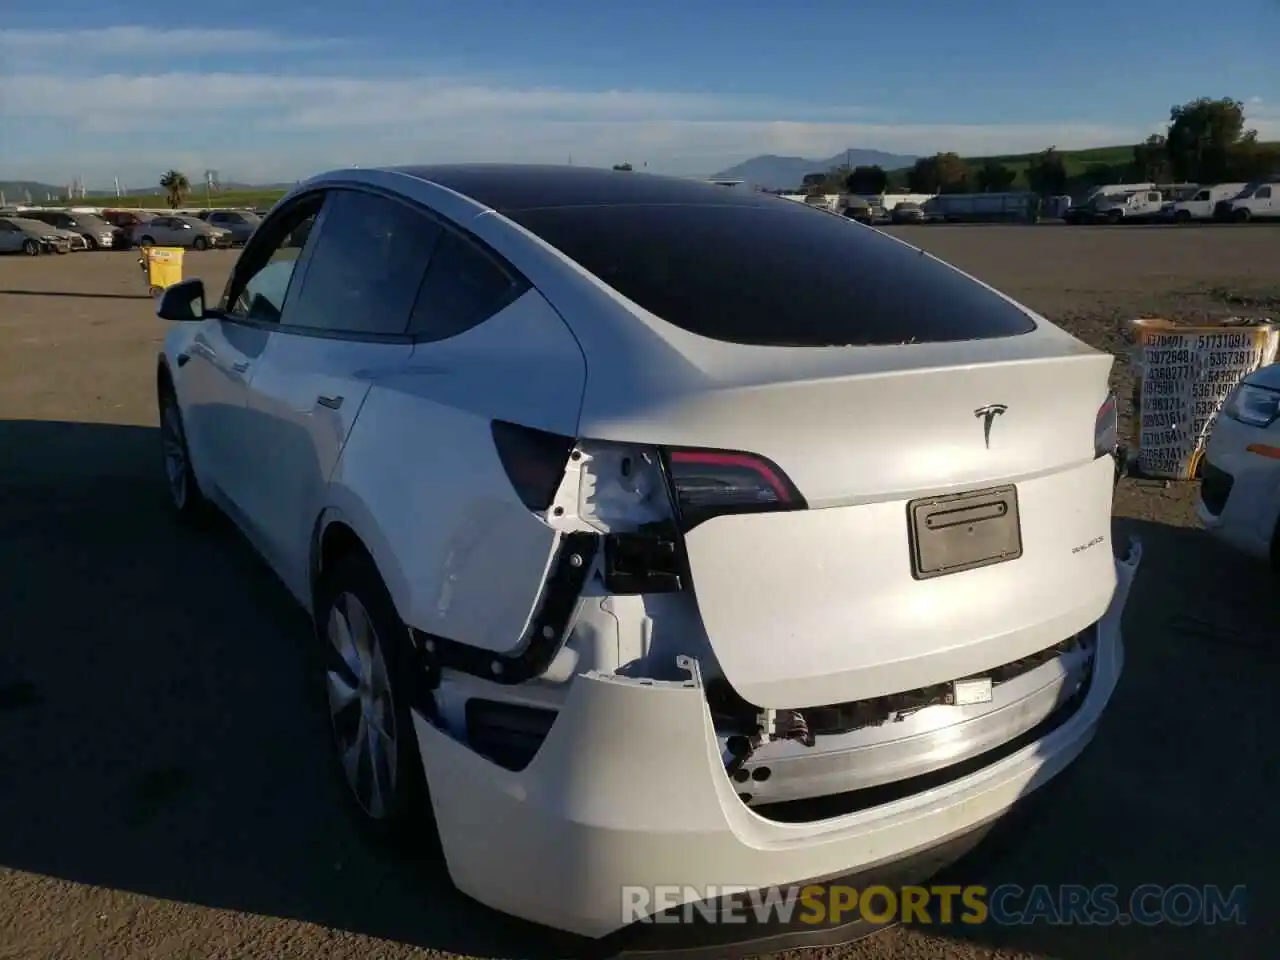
[569,441,806,593]
[1094,394,1118,460]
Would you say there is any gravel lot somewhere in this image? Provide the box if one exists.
[2,226,1279,960]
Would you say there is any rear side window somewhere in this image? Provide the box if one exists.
[407,230,524,341]
[509,203,1037,346]
[286,190,441,337]
[1258,186,1272,199]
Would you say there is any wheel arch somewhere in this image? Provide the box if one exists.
[157,355,174,394]
[309,502,412,624]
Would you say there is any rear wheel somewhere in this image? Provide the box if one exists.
[192,235,208,251]
[1107,210,1123,225]
[315,550,436,847]
[139,235,156,248]
[85,235,99,251]
[21,239,39,256]
[1234,208,1252,223]
[1174,210,1192,223]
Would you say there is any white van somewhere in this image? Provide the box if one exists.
[1165,183,1248,222]
[1092,189,1165,223]
[1220,181,1279,221]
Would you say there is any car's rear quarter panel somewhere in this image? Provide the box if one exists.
[327,288,588,653]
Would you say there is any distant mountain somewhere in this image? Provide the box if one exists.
[0,179,298,203]
[0,181,63,203]
[712,149,918,191]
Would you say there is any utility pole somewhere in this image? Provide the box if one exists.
[114,177,121,199]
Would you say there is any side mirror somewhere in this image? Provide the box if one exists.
[157,278,206,322]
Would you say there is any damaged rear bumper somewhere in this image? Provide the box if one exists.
[412,540,1142,942]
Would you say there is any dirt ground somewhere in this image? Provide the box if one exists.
[1,226,1279,960]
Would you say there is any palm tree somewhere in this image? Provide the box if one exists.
[160,170,190,209]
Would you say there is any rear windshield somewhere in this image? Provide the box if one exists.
[509,203,1036,346]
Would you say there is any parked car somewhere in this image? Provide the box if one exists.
[890,201,924,223]
[132,215,232,250]
[1091,189,1165,224]
[1216,180,1280,222]
[0,216,73,254]
[19,210,117,250]
[1198,366,1280,560]
[203,208,262,244]
[153,164,1139,945]
[839,196,874,224]
[1163,183,1248,222]
[102,209,151,230]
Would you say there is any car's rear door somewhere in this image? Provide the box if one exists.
[236,187,433,596]
[0,221,22,252]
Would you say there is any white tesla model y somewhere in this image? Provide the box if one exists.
[155,165,1141,943]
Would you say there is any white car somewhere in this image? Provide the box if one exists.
[132,214,232,250]
[154,165,1140,943]
[1197,366,1280,559]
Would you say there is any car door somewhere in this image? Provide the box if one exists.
[0,220,21,252]
[1257,185,1274,216]
[237,188,436,596]
[179,196,323,525]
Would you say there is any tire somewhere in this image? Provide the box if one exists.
[1234,209,1251,223]
[1107,210,1122,225]
[85,235,99,251]
[158,382,211,522]
[1174,210,1192,223]
[192,235,208,251]
[22,239,39,256]
[314,549,436,848]
[139,235,156,248]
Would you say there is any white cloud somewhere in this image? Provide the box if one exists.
[3,24,1270,185]
[0,26,331,56]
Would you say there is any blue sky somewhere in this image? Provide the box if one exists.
[1,1,1275,188]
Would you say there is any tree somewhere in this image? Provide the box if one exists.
[907,153,969,193]
[1165,97,1249,183]
[1026,147,1068,195]
[612,162,633,172]
[1132,134,1170,182]
[159,170,189,208]
[844,164,888,195]
[1227,137,1280,180]
[975,160,1016,193]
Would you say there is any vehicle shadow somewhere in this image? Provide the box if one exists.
[2,424,1277,960]
[0,418,573,960]
[0,289,152,300]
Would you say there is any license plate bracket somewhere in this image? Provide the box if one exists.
[907,484,1022,580]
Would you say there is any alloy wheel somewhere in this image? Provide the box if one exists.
[326,592,399,820]
[159,396,188,510]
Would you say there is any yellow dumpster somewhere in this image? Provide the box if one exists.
[140,246,185,296]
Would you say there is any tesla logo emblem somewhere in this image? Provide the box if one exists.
[974,404,1008,448]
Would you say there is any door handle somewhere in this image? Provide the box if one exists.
[232,361,250,374]
[316,395,344,410]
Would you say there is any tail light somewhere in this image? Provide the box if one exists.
[1094,394,1118,459]
[490,420,575,511]
[665,448,806,529]
[560,440,806,594]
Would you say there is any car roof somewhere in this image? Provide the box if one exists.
[389,164,778,213]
